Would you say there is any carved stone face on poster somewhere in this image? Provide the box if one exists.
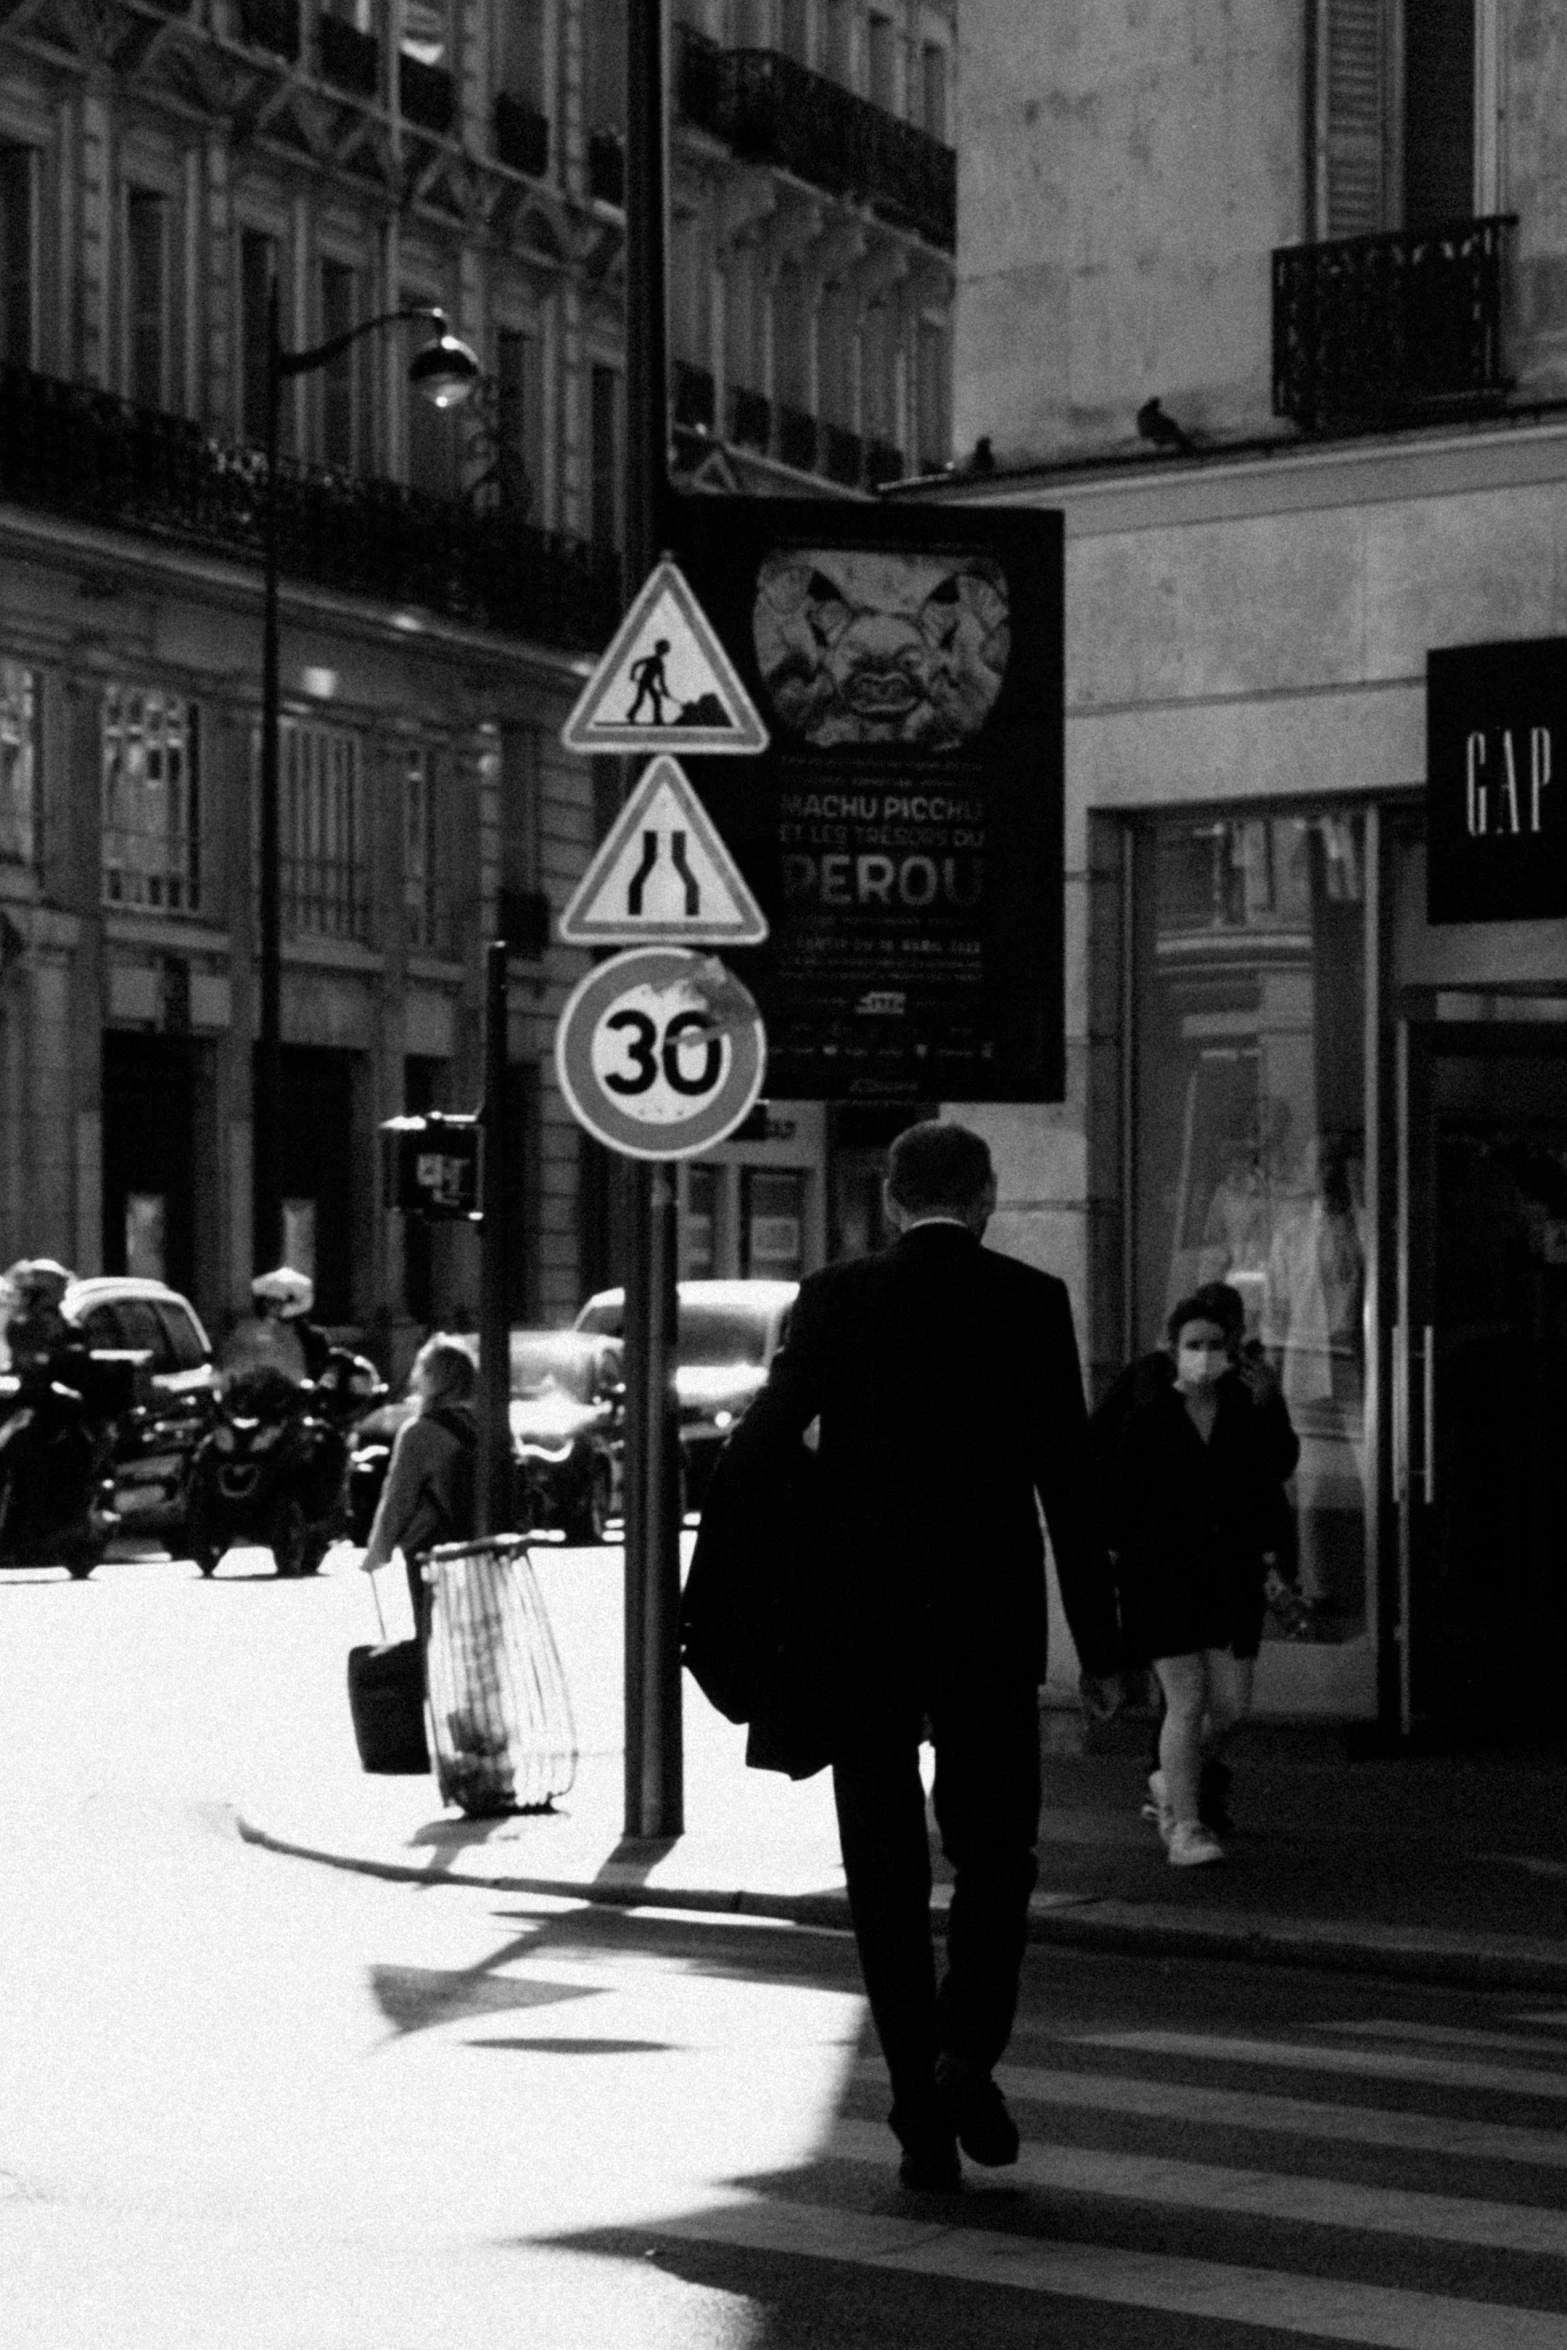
[669,501,1065,1104]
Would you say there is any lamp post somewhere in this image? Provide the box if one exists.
[254,290,479,1275]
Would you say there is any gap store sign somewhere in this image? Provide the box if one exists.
[1427,636,1566,922]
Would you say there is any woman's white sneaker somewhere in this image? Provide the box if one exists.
[1166,1821,1225,1867]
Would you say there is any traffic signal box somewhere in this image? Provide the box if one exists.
[380,1112,481,1220]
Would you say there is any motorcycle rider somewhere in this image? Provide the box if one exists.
[242,1265,333,1384]
[0,1259,111,1556]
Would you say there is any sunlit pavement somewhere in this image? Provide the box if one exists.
[7,1550,1567,2349]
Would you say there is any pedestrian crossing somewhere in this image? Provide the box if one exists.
[643,1999,1567,2345]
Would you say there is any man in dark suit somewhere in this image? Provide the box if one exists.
[715,1121,1121,2191]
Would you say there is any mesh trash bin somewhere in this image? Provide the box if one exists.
[423,1533,578,1817]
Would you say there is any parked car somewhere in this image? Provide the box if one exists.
[572,1278,798,1507]
[348,1328,626,1547]
[65,1277,216,1545]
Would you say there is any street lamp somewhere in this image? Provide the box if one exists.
[254,292,480,1277]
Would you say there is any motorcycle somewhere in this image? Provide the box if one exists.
[0,1369,120,1578]
[186,1347,384,1579]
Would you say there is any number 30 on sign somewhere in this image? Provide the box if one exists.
[554,946,767,1161]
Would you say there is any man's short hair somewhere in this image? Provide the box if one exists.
[886,1121,994,1215]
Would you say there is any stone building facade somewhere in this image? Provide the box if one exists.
[918,1,1567,1732]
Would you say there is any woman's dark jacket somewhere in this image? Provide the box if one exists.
[1107,1373,1286,1663]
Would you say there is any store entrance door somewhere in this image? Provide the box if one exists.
[1395,1023,1567,1733]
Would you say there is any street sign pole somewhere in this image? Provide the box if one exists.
[477,939,511,1539]
[623,0,682,1841]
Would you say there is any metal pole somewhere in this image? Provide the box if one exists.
[478,940,512,1538]
[255,278,284,1275]
[621,0,682,1840]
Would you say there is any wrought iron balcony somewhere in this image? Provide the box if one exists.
[236,0,300,61]
[1273,214,1516,430]
[319,12,379,99]
[0,364,619,656]
[399,53,455,135]
[494,92,549,179]
[587,129,625,208]
[677,32,955,253]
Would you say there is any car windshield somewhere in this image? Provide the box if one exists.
[676,1302,775,1367]
[509,1334,609,1405]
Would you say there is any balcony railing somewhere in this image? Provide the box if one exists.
[587,129,625,208]
[677,33,955,253]
[494,91,549,179]
[319,12,379,99]
[399,52,455,135]
[716,380,904,491]
[1273,214,1516,430]
[236,0,300,61]
[0,364,620,655]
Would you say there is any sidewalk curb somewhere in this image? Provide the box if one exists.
[235,1813,1567,1995]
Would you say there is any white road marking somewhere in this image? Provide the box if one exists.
[827,2118,1567,2258]
[851,2059,1567,2172]
[1073,2029,1567,2100]
[650,2197,1567,2349]
[1310,2020,1567,2060]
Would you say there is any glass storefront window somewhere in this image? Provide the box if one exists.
[743,1169,805,1280]
[683,1164,718,1277]
[1132,811,1368,1644]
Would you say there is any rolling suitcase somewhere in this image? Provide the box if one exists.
[423,1533,577,1817]
[347,1570,430,1774]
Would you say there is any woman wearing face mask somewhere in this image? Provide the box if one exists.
[1108,1296,1283,1866]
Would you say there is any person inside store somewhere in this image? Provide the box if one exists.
[1105,1294,1289,1867]
[698,1120,1121,2193]
[360,1335,478,1639]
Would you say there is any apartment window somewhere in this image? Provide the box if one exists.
[585,0,626,131]
[773,263,810,409]
[495,325,544,515]
[101,687,200,915]
[318,259,359,469]
[1309,0,1479,240]
[0,662,38,868]
[915,318,948,471]
[920,42,948,141]
[0,145,35,366]
[861,302,896,443]
[239,227,278,447]
[819,284,855,426]
[495,0,546,106]
[1404,0,1474,227]
[866,11,896,110]
[823,0,852,82]
[279,715,368,940]
[126,189,169,412]
[778,0,809,63]
[402,741,441,951]
[590,363,622,554]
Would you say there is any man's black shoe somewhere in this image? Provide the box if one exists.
[934,2053,1020,2167]
[897,2131,962,2192]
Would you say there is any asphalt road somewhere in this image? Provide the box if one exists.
[4,1546,1567,2349]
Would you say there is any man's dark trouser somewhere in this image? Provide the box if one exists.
[830,1672,1041,2144]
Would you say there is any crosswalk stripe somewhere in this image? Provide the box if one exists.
[1073,2029,1567,2099]
[1310,2020,1567,2060]
[827,2118,1567,2257]
[851,2059,1567,2171]
[650,2196,1567,2348]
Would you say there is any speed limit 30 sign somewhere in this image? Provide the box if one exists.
[554,947,767,1160]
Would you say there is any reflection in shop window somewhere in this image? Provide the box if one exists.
[683,1164,718,1277]
[101,686,200,913]
[744,1169,804,1280]
[1132,812,1367,1645]
[0,661,37,867]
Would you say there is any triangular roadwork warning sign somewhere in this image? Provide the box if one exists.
[558,755,768,945]
[561,559,769,756]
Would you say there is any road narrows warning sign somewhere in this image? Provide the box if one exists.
[557,754,768,945]
[560,558,768,755]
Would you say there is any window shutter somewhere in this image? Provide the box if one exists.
[1313,0,1388,239]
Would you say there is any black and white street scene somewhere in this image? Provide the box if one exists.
[4,1,1567,2345]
